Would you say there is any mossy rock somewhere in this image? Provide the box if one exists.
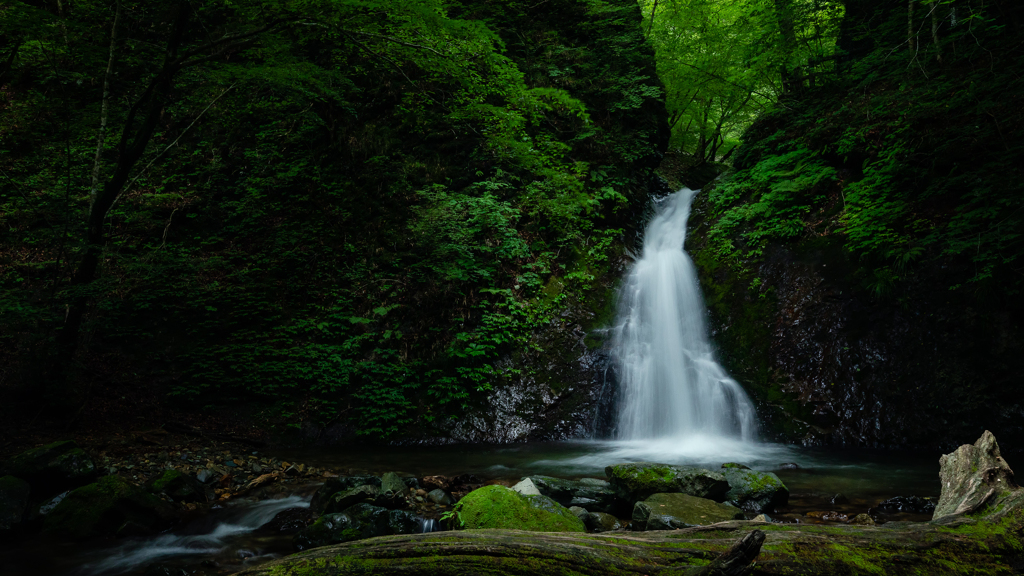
[0,475,31,530]
[632,493,744,530]
[527,476,621,513]
[324,485,381,514]
[145,469,207,503]
[310,476,382,515]
[605,462,729,503]
[42,475,176,540]
[721,469,788,513]
[294,504,422,551]
[455,485,585,532]
[1,440,96,497]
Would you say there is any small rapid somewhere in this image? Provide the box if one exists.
[77,496,309,575]
[612,188,757,443]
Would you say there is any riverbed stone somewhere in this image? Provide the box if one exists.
[631,493,744,530]
[848,513,875,525]
[1,440,97,497]
[934,430,1018,519]
[426,488,453,506]
[310,475,382,514]
[721,468,789,513]
[512,478,541,496]
[583,511,622,532]
[145,469,207,503]
[455,485,584,532]
[0,476,31,530]
[42,475,176,540]
[379,472,407,501]
[605,462,729,503]
[324,484,381,514]
[527,475,621,513]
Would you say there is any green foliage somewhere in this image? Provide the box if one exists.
[0,0,664,438]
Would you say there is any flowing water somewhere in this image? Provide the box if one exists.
[612,188,757,442]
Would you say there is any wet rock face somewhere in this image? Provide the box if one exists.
[721,469,789,513]
[688,197,1024,447]
[527,476,622,514]
[934,430,1017,519]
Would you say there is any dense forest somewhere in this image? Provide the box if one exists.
[1,0,1021,449]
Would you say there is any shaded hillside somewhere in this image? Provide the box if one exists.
[688,0,1024,448]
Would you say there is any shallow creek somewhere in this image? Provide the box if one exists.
[0,439,959,576]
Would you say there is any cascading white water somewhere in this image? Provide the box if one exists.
[613,188,757,442]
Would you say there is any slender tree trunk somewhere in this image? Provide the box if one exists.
[647,0,660,36]
[773,0,801,93]
[90,2,120,209]
[930,0,943,62]
[908,0,916,52]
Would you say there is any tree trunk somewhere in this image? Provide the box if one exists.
[236,514,1024,576]
[908,0,916,52]
[930,0,943,62]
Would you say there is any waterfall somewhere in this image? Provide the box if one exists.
[612,188,757,442]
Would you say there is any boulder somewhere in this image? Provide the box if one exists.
[426,488,453,506]
[583,511,622,532]
[631,493,743,530]
[871,495,936,515]
[380,472,406,497]
[527,475,621,513]
[324,485,381,514]
[145,470,207,503]
[0,475,31,530]
[293,504,421,550]
[934,430,1018,519]
[605,462,729,503]
[310,475,382,514]
[1,441,97,497]
[848,513,875,525]
[721,463,751,470]
[721,468,789,513]
[454,485,585,532]
[512,478,541,496]
[42,475,176,540]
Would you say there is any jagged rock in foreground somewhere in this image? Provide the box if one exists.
[933,429,1021,519]
[240,432,1024,575]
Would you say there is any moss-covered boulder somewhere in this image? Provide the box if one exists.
[605,462,729,503]
[0,475,31,530]
[42,475,176,540]
[1,441,96,497]
[527,476,622,513]
[145,469,207,503]
[721,468,788,513]
[632,493,744,530]
[454,485,585,532]
[294,504,422,550]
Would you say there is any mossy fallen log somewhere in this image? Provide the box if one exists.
[238,513,1023,576]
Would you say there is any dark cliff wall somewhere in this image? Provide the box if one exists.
[686,0,1024,450]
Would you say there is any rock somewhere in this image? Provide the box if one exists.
[721,463,751,470]
[568,506,588,520]
[830,493,850,505]
[37,491,69,516]
[806,511,848,522]
[324,485,381,514]
[934,430,1017,519]
[426,488,453,506]
[294,504,422,550]
[310,475,382,514]
[380,472,407,500]
[527,476,621,513]
[752,513,772,522]
[258,507,315,534]
[1,441,97,497]
[42,475,177,540]
[0,475,31,530]
[720,468,789,513]
[421,475,450,491]
[583,511,621,532]
[848,513,875,525]
[631,493,744,530]
[872,495,936,514]
[454,485,585,532]
[605,462,729,503]
[512,478,541,496]
[145,470,207,503]
[778,463,800,470]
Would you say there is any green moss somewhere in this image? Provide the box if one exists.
[42,475,170,540]
[454,485,585,532]
[147,470,180,493]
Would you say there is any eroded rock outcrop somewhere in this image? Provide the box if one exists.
[933,430,1020,519]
